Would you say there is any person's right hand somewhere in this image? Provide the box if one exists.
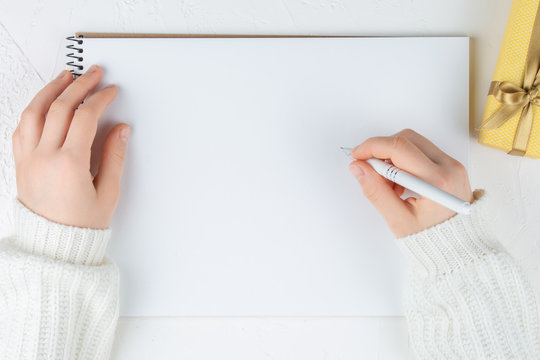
[348,129,475,238]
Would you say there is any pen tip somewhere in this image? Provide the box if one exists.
[340,146,354,159]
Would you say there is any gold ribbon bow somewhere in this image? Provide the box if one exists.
[477,3,540,156]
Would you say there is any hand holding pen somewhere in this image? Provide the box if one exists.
[345,129,475,238]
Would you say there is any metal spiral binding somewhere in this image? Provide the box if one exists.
[66,36,84,77]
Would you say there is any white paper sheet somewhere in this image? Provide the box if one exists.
[78,36,469,316]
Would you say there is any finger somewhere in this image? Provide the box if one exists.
[393,183,405,197]
[40,65,103,149]
[18,70,73,152]
[351,135,442,185]
[12,127,23,166]
[405,197,417,207]
[94,124,131,205]
[349,160,415,233]
[391,129,454,165]
[64,85,118,152]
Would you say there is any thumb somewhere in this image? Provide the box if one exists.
[348,160,414,229]
[95,123,130,204]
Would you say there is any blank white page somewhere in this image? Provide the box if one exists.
[78,36,469,316]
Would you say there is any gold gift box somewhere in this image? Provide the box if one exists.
[479,0,540,158]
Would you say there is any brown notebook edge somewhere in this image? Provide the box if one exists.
[74,33,466,39]
[75,32,366,38]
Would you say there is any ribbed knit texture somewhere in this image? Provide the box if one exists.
[13,200,111,266]
[0,199,119,359]
[396,189,540,359]
[1,191,539,359]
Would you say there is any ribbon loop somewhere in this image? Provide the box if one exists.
[493,83,528,105]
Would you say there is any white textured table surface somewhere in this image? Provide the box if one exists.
[1,0,539,359]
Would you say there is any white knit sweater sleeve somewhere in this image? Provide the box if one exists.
[396,189,540,359]
[0,199,119,359]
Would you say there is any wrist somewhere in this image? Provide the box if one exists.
[13,198,111,266]
[395,189,499,277]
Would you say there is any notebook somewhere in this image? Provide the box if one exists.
[67,33,469,316]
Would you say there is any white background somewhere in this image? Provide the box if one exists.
[1,0,538,359]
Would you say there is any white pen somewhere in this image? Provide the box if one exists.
[340,147,471,215]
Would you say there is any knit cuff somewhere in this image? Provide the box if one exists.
[13,199,111,266]
[395,189,499,277]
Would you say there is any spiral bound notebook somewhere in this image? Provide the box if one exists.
[66,33,469,316]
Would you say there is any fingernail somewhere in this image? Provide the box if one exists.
[120,126,131,142]
[350,164,364,179]
[56,70,67,79]
[87,65,98,74]
[104,84,116,89]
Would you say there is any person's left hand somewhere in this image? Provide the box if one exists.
[13,65,130,229]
